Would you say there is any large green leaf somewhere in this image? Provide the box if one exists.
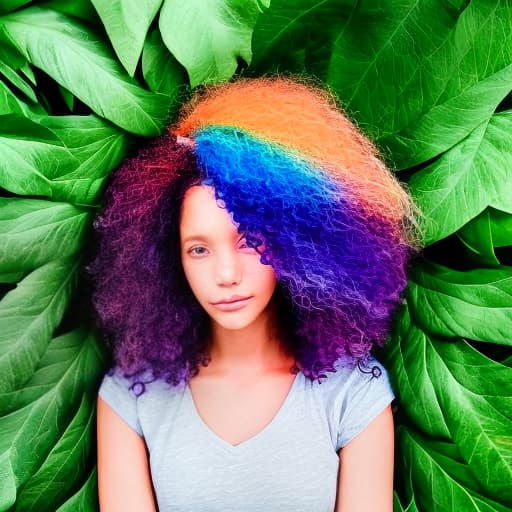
[408,111,512,244]
[407,260,512,345]
[0,7,169,135]
[159,0,270,86]
[0,327,104,510]
[91,0,162,76]
[0,114,130,204]
[0,257,79,393]
[384,305,512,510]
[0,198,92,276]
[253,0,512,169]
[327,0,512,167]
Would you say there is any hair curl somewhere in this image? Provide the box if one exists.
[87,77,420,389]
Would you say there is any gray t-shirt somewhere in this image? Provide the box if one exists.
[98,356,394,512]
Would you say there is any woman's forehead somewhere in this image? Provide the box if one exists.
[180,185,239,241]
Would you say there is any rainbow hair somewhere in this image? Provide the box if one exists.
[88,77,419,389]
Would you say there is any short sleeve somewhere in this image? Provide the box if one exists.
[98,370,143,436]
[335,358,395,450]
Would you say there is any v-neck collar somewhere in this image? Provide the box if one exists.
[185,372,301,453]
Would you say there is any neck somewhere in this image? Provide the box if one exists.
[206,303,293,375]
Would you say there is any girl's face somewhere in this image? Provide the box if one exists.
[180,185,277,332]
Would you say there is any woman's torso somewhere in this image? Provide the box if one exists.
[98,356,394,512]
[141,370,340,511]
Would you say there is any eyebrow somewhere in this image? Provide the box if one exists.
[181,232,244,245]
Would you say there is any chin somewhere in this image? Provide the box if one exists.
[211,313,259,332]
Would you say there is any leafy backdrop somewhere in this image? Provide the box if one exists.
[0,1,510,510]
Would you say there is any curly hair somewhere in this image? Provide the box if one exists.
[87,77,420,390]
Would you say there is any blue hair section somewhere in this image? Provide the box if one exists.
[193,127,410,367]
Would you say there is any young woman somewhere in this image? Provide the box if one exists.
[89,77,419,511]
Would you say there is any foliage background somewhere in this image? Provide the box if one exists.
[0,0,510,510]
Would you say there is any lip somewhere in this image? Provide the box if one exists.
[211,296,252,311]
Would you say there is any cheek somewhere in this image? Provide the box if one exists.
[181,260,206,298]
[253,264,277,295]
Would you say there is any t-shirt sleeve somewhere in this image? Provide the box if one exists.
[335,357,395,450]
[98,370,143,436]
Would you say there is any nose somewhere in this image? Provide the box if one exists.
[215,251,242,287]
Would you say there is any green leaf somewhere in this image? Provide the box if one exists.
[55,467,98,512]
[326,0,512,168]
[457,209,501,266]
[0,459,16,510]
[0,257,78,393]
[0,0,32,14]
[253,1,512,168]
[18,61,35,85]
[142,28,188,104]
[41,0,102,26]
[384,305,512,509]
[159,0,270,86]
[58,84,74,112]
[252,0,354,75]
[393,492,419,512]
[0,58,37,102]
[91,0,162,76]
[409,112,512,244]
[457,208,512,265]
[15,395,95,510]
[399,428,511,512]
[38,115,131,205]
[0,327,104,509]
[0,79,32,116]
[433,342,512,497]
[0,7,169,135]
[0,77,45,116]
[407,260,512,345]
[0,198,92,275]
[0,270,25,284]
[485,210,512,248]
[0,40,26,70]
[0,114,130,204]
[385,306,451,440]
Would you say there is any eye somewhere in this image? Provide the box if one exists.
[188,246,209,256]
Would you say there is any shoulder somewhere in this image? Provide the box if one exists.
[98,368,185,436]
[313,356,391,399]
[99,367,183,397]
[313,356,395,451]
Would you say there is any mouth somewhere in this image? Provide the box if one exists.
[212,295,251,305]
[211,296,252,311]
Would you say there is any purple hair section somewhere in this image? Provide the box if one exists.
[194,127,412,374]
[87,135,209,386]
